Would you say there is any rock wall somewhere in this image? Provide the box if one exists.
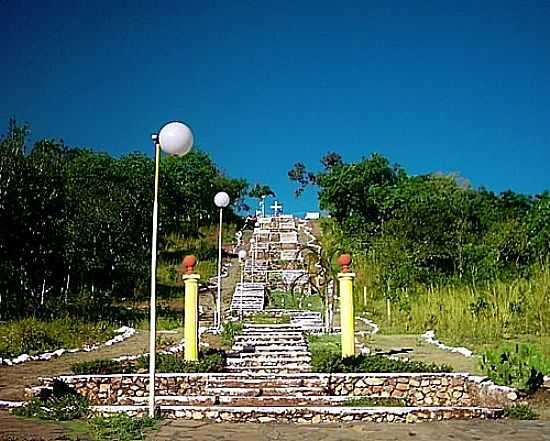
[34,372,517,408]
[92,405,503,423]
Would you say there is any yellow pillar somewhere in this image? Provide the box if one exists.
[183,273,200,361]
[182,255,200,362]
[337,254,355,358]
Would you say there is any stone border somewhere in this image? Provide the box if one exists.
[90,404,503,423]
[0,326,136,366]
[421,330,474,357]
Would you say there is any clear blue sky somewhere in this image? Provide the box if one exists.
[1,0,549,215]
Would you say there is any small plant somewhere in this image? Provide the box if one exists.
[343,397,406,407]
[503,404,538,420]
[71,358,136,375]
[136,348,226,373]
[220,321,243,347]
[480,343,549,392]
[89,413,160,441]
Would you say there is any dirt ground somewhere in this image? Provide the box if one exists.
[0,411,90,441]
[0,331,151,401]
[153,419,550,441]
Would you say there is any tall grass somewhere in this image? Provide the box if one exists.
[0,318,115,358]
[355,263,550,356]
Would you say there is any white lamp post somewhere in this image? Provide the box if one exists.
[238,249,247,320]
[214,191,230,330]
[149,121,193,418]
[250,238,256,281]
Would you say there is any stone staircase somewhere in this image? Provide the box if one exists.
[226,324,312,374]
[229,283,266,314]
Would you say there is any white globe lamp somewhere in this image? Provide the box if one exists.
[214,191,230,208]
[158,121,194,156]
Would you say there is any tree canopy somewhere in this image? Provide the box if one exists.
[0,120,248,319]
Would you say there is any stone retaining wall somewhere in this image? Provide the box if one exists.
[92,405,503,423]
[34,372,517,408]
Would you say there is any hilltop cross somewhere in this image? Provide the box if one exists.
[270,200,283,216]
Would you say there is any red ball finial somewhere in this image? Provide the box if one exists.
[337,254,352,273]
[182,255,197,275]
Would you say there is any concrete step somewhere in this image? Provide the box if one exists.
[226,359,311,368]
[205,377,323,388]
[225,366,311,374]
[204,386,325,397]
[231,345,309,352]
[231,352,311,359]
[128,395,364,407]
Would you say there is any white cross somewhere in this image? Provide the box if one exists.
[270,200,283,216]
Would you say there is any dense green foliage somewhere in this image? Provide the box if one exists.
[71,358,137,375]
[479,343,549,392]
[136,348,226,373]
[0,120,247,319]
[0,318,114,358]
[89,414,160,441]
[291,152,549,352]
[290,153,549,287]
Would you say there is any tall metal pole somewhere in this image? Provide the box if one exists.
[148,142,161,418]
[216,207,223,330]
[240,260,244,320]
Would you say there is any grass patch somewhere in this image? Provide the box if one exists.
[308,334,452,373]
[307,334,341,353]
[220,321,243,347]
[343,397,406,407]
[89,414,161,441]
[247,312,291,324]
[0,318,115,358]
[268,291,323,312]
[365,266,550,359]
[71,358,136,375]
[136,348,226,373]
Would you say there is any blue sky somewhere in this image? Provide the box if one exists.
[1,0,549,215]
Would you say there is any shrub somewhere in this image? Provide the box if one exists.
[312,351,452,374]
[220,321,243,347]
[89,413,160,441]
[136,348,226,373]
[14,381,89,421]
[480,343,549,392]
[503,404,539,420]
[71,358,136,375]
